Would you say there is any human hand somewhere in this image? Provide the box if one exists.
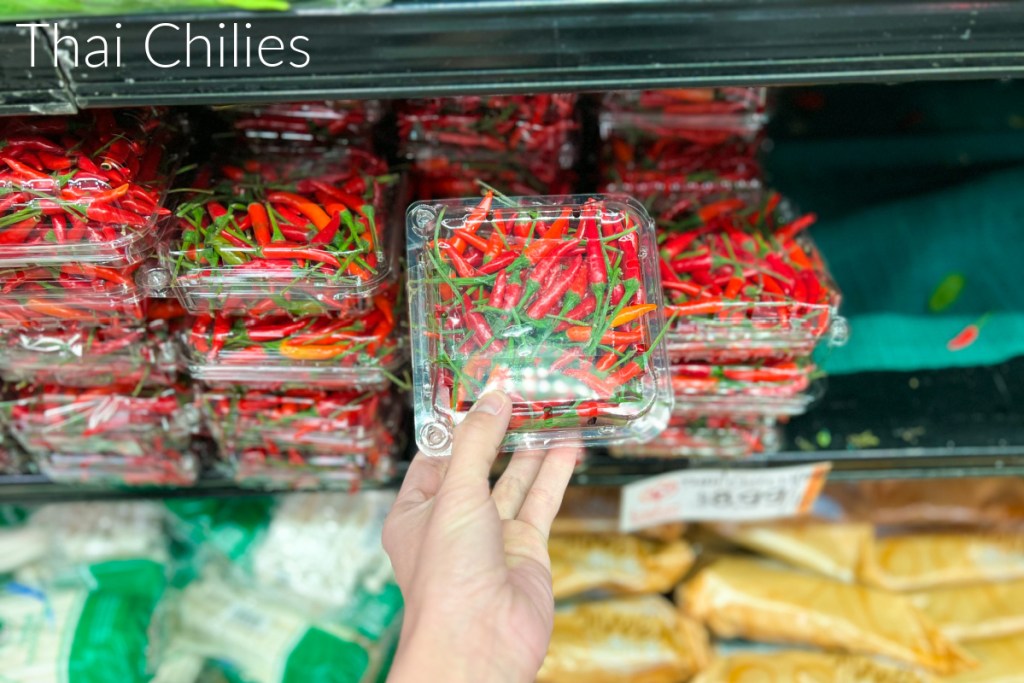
[383,391,580,683]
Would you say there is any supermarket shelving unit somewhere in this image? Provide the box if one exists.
[2,0,1024,498]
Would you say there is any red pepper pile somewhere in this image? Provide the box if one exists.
[408,193,671,455]
[0,383,197,485]
[600,88,766,189]
[165,150,393,318]
[198,386,399,489]
[219,100,381,149]
[397,95,579,199]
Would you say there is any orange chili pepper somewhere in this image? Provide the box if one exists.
[267,191,331,230]
[609,303,657,328]
[248,202,271,246]
[279,339,351,360]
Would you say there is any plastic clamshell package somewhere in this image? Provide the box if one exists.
[638,184,847,358]
[0,383,197,463]
[0,320,181,387]
[217,100,382,147]
[160,149,397,318]
[0,263,149,329]
[602,88,769,116]
[409,150,577,200]
[610,414,779,459]
[600,111,765,186]
[38,451,199,487]
[184,281,406,389]
[0,109,180,268]
[198,386,401,489]
[397,94,579,158]
[407,193,672,456]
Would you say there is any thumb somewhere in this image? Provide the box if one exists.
[439,391,512,500]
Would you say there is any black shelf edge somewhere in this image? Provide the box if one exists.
[0,24,75,115]
[0,0,1012,111]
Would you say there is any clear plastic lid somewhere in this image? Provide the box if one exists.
[0,319,182,388]
[160,149,397,317]
[0,383,197,460]
[410,150,578,200]
[609,414,779,459]
[0,109,180,268]
[407,193,672,456]
[602,88,769,116]
[185,284,406,390]
[671,359,815,399]
[600,111,764,185]
[0,262,149,328]
[217,100,382,147]
[36,451,198,487]
[639,186,847,355]
[398,94,579,158]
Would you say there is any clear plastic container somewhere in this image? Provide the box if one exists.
[409,150,577,200]
[200,386,401,488]
[600,111,764,187]
[216,100,382,147]
[0,383,197,461]
[636,185,847,357]
[36,450,198,486]
[398,94,579,158]
[672,358,814,398]
[0,319,181,387]
[0,109,180,268]
[185,285,406,390]
[609,413,779,459]
[228,432,396,490]
[0,262,149,328]
[407,193,672,456]
[159,149,397,317]
[602,88,769,116]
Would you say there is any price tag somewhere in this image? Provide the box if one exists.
[619,462,830,532]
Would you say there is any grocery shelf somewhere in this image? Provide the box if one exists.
[2,0,1023,112]
[0,24,74,115]
[2,361,1023,502]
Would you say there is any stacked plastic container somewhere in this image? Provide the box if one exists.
[165,102,405,489]
[0,109,199,484]
[601,89,846,459]
[397,95,580,199]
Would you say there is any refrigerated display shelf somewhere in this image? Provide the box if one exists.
[0,23,74,115]
[1,361,1023,502]
[2,0,1023,113]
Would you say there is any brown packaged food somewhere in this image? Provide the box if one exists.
[862,533,1024,591]
[536,595,710,683]
[549,533,695,600]
[691,650,935,683]
[947,633,1024,683]
[911,579,1024,642]
[552,487,686,541]
[709,520,874,582]
[678,557,974,674]
[826,479,1024,529]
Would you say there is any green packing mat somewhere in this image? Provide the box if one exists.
[812,166,1024,375]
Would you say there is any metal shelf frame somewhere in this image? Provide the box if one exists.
[2,0,1024,112]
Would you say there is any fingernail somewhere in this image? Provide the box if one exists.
[470,391,508,416]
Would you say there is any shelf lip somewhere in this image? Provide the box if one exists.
[0,0,1012,110]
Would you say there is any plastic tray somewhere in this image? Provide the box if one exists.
[159,149,397,317]
[407,193,672,456]
[600,111,764,186]
[0,319,181,387]
[609,414,779,458]
[0,262,149,328]
[185,292,407,390]
[602,88,769,116]
[0,109,179,268]
[217,100,382,147]
[637,186,847,357]
[0,383,197,460]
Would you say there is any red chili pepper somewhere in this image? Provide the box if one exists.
[450,191,493,255]
[310,209,343,246]
[261,245,340,268]
[488,270,508,308]
[248,203,271,246]
[565,327,644,345]
[267,191,331,230]
[526,256,582,320]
